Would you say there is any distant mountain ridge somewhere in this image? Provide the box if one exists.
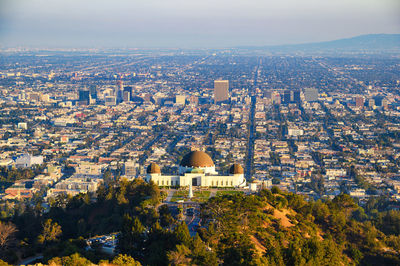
[239,34,400,54]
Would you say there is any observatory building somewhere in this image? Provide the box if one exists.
[145,151,246,188]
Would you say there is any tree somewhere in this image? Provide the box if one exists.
[117,215,145,257]
[167,244,192,266]
[191,234,218,266]
[0,259,11,266]
[0,221,17,250]
[174,222,191,246]
[48,253,91,266]
[38,219,62,244]
[111,254,141,266]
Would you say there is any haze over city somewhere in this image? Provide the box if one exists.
[1,0,399,48]
[1,0,400,265]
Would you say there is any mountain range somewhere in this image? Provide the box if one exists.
[239,34,400,54]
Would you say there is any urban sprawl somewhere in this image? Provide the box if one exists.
[1,51,400,211]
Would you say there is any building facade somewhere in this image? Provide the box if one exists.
[214,80,229,103]
[145,151,246,188]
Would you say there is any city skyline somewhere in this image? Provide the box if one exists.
[0,0,399,48]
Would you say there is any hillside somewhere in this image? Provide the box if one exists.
[199,188,400,265]
[1,180,400,265]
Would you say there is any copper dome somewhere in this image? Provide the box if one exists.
[180,151,214,168]
[229,164,244,175]
[147,163,161,174]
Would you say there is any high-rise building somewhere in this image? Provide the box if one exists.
[123,91,131,102]
[283,90,291,104]
[368,98,375,108]
[382,99,389,109]
[124,86,133,101]
[214,80,229,103]
[355,96,364,108]
[272,92,281,105]
[373,96,384,107]
[105,96,117,106]
[78,89,90,105]
[116,80,124,104]
[293,90,301,103]
[175,95,186,105]
[89,85,97,100]
[304,88,318,102]
[189,96,198,106]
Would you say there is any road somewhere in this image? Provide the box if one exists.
[245,58,260,180]
[18,254,43,265]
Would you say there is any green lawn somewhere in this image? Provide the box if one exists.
[216,190,244,197]
[170,190,211,203]
[169,189,243,202]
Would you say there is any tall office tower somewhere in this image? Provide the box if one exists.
[189,95,199,106]
[382,99,389,109]
[124,86,133,101]
[293,90,301,103]
[89,85,97,100]
[78,89,90,105]
[272,92,281,105]
[355,96,364,108]
[304,88,319,102]
[373,96,384,106]
[368,98,375,108]
[283,90,291,104]
[105,96,117,106]
[123,91,131,102]
[116,80,124,103]
[214,80,229,103]
[175,95,186,105]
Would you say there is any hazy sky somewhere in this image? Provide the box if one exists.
[0,0,399,48]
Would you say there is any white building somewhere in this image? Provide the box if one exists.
[17,122,28,130]
[123,160,138,179]
[15,153,44,168]
[145,151,246,188]
[75,162,103,176]
[287,128,304,137]
[47,175,103,198]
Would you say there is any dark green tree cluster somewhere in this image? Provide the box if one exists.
[0,179,161,264]
[118,216,218,265]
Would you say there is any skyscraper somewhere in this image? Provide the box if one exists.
[373,96,384,107]
[304,88,318,102]
[293,90,301,104]
[214,80,229,103]
[283,90,291,104]
[78,89,90,105]
[116,80,124,104]
[123,91,130,102]
[175,95,186,105]
[355,96,364,108]
[89,85,97,100]
[124,86,133,101]
[272,92,281,105]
